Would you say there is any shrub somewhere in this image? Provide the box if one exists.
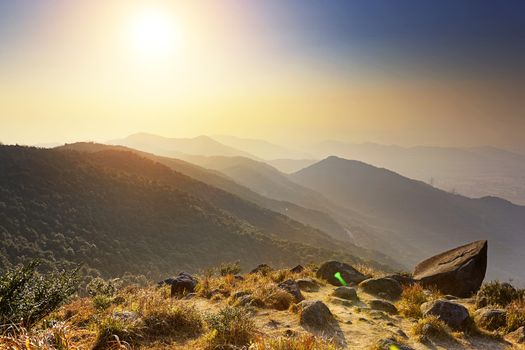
[219,261,241,276]
[505,298,525,333]
[251,333,338,349]
[476,281,522,308]
[142,303,203,340]
[205,306,255,349]
[413,315,453,341]
[397,284,427,318]
[0,260,80,330]
[92,315,142,350]
[92,295,113,311]
[87,277,121,297]
[252,284,294,310]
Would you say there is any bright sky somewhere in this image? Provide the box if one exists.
[0,0,524,151]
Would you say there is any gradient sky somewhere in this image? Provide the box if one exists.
[1,0,524,151]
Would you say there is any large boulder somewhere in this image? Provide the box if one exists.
[421,300,472,331]
[298,300,343,344]
[413,240,487,297]
[316,261,367,286]
[278,279,304,302]
[359,277,403,300]
[474,308,507,331]
[170,272,198,297]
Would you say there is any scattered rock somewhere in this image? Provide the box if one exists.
[330,297,353,307]
[368,299,398,315]
[316,261,367,286]
[265,319,281,329]
[507,326,525,343]
[421,300,472,330]
[296,278,320,292]
[333,286,358,301]
[290,264,305,273]
[376,338,414,350]
[474,308,507,331]
[170,272,198,297]
[232,290,251,299]
[413,240,487,297]
[157,277,176,287]
[298,300,342,341]
[236,294,264,307]
[278,279,304,302]
[384,274,415,286]
[250,264,273,274]
[359,277,402,300]
[397,330,408,338]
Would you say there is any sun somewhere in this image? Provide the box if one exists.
[128,9,180,59]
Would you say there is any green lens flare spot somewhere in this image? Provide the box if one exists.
[334,271,347,286]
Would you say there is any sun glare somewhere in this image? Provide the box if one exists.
[129,9,179,60]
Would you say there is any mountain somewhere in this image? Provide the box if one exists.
[291,156,525,283]
[60,142,351,243]
[314,141,525,205]
[109,133,259,159]
[0,145,399,279]
[210,135,311,160]
[266,158,318,173]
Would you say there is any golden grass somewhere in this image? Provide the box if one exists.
[505,298,525,333]
[397,284,428,319]
[412,315,454,342]
[251,333,339,350]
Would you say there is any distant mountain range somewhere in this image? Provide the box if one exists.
[0,144,397,279]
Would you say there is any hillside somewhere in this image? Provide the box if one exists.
[291,156,525,283]
[0,146,397,279]
[60,142,350,243]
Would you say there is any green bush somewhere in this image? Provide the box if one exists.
[218,261,241,276]
[205,306,255,349]
[86,277,121,297]
[476,281,523,308]
[0,260,80,329]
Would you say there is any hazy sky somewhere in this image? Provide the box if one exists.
[1,0,524,151]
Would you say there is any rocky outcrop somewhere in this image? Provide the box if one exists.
[359,277,402,300]
[413,240,487,297]
[332,286,358,301]
[368,299,398,315]
[474,308,507,331]
[290,264,305,273]
[316,261,367,286]
[421,300,472,330]
[170,272,198,297]
[278,279,304,302]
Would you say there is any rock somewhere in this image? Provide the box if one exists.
[170,272,198,297]
[233,275,244,281]
[157,277,176,287]
[332,286,358,300]
[474,308,507,331]
[298,300,342,342]
[316,261,367,286]
[376,338,414,350]
[232,290,251,299]
[330,297,353,307]
[421,300,472,330]
[278,279,304,302]
[359,277,403,300]
[296,278,320,292]
[507,326,525,343]
[368,299,398,315]
[236,294,264,308]
[413,240,487,297]
[384,274,415,286]
[250,264,273,274]
[290,264,305,273]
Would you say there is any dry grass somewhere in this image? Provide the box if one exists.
[505,298,525,333]
[413,315,454,342]
[250,333,339,349]
[354,264,386,278]
[204,306,256,349]
[397,283,428,318]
